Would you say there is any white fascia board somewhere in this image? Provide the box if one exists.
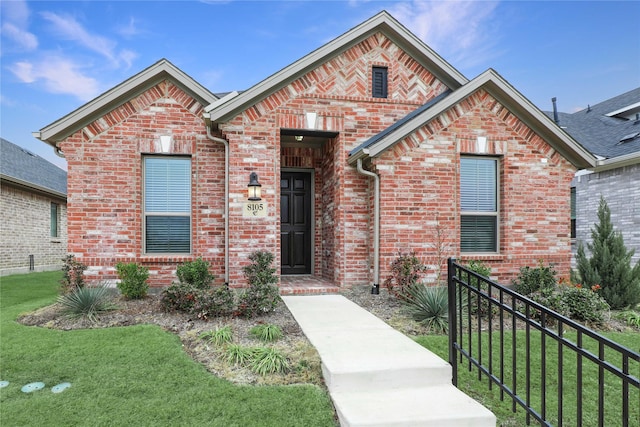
[204,91,239,113]
[208,11,468,124]
[593,151,640,172]
[350,69,597,169]
[36,59,218,145]
[605,101,640,117]
[1,174,66,200]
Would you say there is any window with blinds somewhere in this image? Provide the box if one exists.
[460,157,498,252]
[372,66,388,98]
[50,202,59,238]
[143,157,191,253]
[570,187,576,239]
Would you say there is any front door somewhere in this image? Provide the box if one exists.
[280,172,312,275]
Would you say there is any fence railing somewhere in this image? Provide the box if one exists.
[447,258,640,427]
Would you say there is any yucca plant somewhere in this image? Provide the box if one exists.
[200,325,233,346]
[400,283,450,334]
[249,324,283,342]
[58,283,117,322]
[251,347,289,375]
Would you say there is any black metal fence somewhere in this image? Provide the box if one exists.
[447,258,640,426]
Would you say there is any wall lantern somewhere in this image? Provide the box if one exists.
[247,172,262,201]
[160,135,172,153]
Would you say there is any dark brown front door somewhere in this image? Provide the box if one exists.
[280,172,312,275]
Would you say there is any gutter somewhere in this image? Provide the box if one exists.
[355,157,380,294]
[205,124,230,287]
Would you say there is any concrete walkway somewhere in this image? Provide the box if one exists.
[282,295,496,427]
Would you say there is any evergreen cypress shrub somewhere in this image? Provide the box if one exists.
[575,197,640,309]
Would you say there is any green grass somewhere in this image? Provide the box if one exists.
[0,272,336,426]
[417,328,640,426]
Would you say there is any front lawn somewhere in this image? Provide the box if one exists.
[0,272,337,426]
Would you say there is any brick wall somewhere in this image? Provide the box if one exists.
[572,164,640,266]
[1,183,67,275]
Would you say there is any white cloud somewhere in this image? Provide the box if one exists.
[0,0,38,51]
[388,1,501,69]
[9,56,100,101]
[40,11,136,69]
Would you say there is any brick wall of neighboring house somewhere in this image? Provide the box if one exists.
[373,89,576,284]
[0,183,67,275]
[59,81,226,286]
[572,164,640,266]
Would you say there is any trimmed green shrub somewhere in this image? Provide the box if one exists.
[200,325,233,346]
[250,324,283,342]
[115,262,149,299]
[160,282,199,313]
[237,251,280,318]
[560,285,610,325]
[176,257,214,289]
[400,283,449,334]
[251,347,289,375]
[575,196,640,309]
[383,251,426,297]
[59,255,87,294]
[58,283,117,321]
[512,260,557,296]
[161,282,235,320]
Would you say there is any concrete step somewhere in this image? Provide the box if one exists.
[332,385,496,427]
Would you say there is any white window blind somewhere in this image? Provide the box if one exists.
[461,157,498,252]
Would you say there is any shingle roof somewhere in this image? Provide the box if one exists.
[1,138,67,197]
[545,87,640,159]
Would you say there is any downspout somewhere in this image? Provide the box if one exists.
[206,125,229,287]
[356,158,380,295]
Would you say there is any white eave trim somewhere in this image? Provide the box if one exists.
[1,174,67,200]
[207,11,468,124]
[605,101,640,117]
[36,59,218,145]
[592,151,640,171]
[349,69,597,169]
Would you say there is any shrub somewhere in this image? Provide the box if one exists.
[237,251,280,318]
[192,286,235,320]
[59,255,87,294]
[176,257,214,290]
[250,347,289,375]
[58,283,117,322]
[160,282,198,313]
[400,283,449,334]
[560,285,610,325]
[383,251,427,297]
[250,324,283,342]
[575,196,640,309]
[527,290,570,321]
[465,260,493,316]
[115,262,149,299]
[200,325,233,346]
[512,260,557,296]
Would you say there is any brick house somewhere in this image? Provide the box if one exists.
[1,138,67,275]
[35,12,595,289]
[548,87,640,265]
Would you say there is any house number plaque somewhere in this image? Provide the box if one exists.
[243,201,267,218]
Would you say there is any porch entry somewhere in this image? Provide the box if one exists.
[280,171,312,275]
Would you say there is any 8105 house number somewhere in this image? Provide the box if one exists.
[243,201,267,218]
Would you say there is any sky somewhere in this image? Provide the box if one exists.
[1,0,639,171]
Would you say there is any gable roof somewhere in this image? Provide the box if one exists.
[34,59,218,148]
[349,69,597,169]
[205,11,468,124]
[545,87,640,162]
[1,138,67,199]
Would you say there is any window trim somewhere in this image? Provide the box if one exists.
[142,155,192,255]
[570,186,576,239]
[460,156,500,254]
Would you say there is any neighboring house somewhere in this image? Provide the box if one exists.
[35,12,595,288]
[1,138,68,275]
[548,88,640,265]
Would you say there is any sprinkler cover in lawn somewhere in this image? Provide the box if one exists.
[0,380,9,388]
[51,382,71,393]
[21,382,45,393]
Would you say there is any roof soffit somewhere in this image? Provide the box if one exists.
[36,59,218,145]
[207,11,468,123]
[349,69,596,169]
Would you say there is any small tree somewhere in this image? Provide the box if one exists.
[575,196,640,309]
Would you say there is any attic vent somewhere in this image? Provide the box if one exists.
[618,132,640,144]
